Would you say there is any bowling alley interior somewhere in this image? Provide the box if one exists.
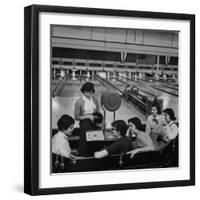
[51,25,179,173]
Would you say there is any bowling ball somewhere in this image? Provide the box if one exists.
[92,112,103,124]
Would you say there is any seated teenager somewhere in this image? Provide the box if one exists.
[145,102,165,148]
[159,108,178,143]
[94,120,132,159]
[52,114,80,160]
[127,117,154,159]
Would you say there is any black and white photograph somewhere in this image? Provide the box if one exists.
[24,4,195,195]
[1,0,199,198]
[51,25,179,173]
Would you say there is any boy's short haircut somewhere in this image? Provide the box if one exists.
[57,115,75,131]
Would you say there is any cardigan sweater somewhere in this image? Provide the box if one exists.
[74,96,100,120]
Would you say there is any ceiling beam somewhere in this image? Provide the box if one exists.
[52,37,178,56]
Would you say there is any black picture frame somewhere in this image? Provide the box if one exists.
[24,4,195,195]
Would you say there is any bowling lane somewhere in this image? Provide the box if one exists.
[145,80,179,96]
[51,75,63,93]
[122,76,178,97]
[150,79,179,89]
[106,77,128,92]
[52,82,58,93]
[122,77,163,96]
[120,76,179,119]
[136,78,178,96]
[151,84,178,96]
[120,77,157,99]
[161,83,178,91]
[52,75,146,129]
[60,78,84,97]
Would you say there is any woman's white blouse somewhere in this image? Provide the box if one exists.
[82,95,96,114]
[52,131,71,158]
[162,121,178,142]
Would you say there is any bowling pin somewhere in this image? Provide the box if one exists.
[60,69,65,77]
[87,71,90,78]
[135,74,138,81]
[163,74,167,81]
[72,70,76,80]
[107,72,110,79]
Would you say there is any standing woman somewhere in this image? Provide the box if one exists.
[74,82,102,156]
[74,82,101,130]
